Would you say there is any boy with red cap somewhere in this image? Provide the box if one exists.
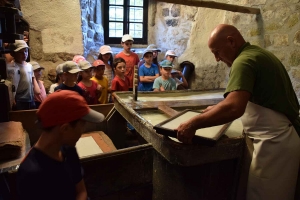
[91,60,109,104]
[17,90,105,200]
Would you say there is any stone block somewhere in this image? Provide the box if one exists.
[43,53,58,63]
[87,29,95,39]
[171,4,180,17]
[265,23,282,31]
[162,8,169,17]
[288,14,299,28]
[166,19,179,27]
[264,34,271,47]
[87,39,94,49]
[273,34,289,46]
[246,0,267,5]
[232,14,241,24]
[289,50,300,66]
[293,30,300,46]
[94,24,104,34]
[57,53,74,61]
[89,21,95,29]
[249,28,261,37]
[287,0,300,3]
[94,32,103,41]
[289,67,300,82]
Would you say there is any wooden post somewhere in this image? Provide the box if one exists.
[154,0,260,14]
[133,65,138,101]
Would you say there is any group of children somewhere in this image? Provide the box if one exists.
[5,35,189,199]
[7,34,188,110]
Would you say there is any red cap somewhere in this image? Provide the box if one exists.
[92,60,105,67]
[37,90,105,128]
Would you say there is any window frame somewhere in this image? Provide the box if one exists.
[104,0,148,44]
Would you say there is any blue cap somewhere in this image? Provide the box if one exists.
[160,60,173,68]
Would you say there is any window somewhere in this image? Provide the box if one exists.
[104,0,148,44]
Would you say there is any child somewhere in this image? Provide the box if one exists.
[138,49,159,91]
[6,40,40,110]
[111,58,130,101]
[54,61,84,96]
[77,60,102,105]
[153,60,177,91]
[171,69,189,89]
[98,45,114,87]
[115,34,139,91]
[138,44,161,68]
[17,90,105,200]
[31,61,47,108]
[165,50,177,64]
[49,63,64,94]
[165,50,188,89]
[91,60,109,104]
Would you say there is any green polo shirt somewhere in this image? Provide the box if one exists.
[225,42,300,135]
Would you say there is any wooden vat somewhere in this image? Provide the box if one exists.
[3,104,153,200]
[113,89,246,200]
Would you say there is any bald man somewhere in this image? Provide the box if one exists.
[176,24,300,200]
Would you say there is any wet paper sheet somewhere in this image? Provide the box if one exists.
[161,111,225,140]
[75,136,103,158]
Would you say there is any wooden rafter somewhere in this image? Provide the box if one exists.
[155,0,261,14]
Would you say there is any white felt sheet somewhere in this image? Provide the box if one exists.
[75,136,103,158]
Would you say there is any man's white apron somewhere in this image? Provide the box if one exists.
[241,102,300,200]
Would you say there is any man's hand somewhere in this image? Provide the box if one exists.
[176,121,197,144]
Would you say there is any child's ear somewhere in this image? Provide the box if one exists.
[59,123,70,134]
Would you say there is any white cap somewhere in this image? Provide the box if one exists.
[122,34,134,42]
[30,61,44,71]
[99,45,113,55]
[10,40,29,52]
[147,44,161,52]
[165,50,177,57]
[62,61,82,74]
[78,60,93,70]
[56,64,64,74]
[142,49,153,58]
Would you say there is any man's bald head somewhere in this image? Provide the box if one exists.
[208,24,246,67]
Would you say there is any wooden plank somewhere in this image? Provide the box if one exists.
[158,105,179,117]
[155,0,260,14]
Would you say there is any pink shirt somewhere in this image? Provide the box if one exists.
[34,80,47,103]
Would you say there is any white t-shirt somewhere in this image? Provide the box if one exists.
[7,62,34,102]
[49,83,58,94]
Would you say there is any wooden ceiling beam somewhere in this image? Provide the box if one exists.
[155,0,260,14]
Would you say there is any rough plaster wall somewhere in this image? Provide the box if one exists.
[20,0,83,57]
[20,0,104,87]
[148,2,228,90]
[150,0,300,97]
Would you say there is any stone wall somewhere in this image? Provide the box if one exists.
[81,0,104,61]
[19,0,300,97]
[20,0,84,72]
[150,0,300,97]
[19,0,104,80]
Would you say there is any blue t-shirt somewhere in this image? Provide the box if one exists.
[153,76,177,91]
[138,63,159,91]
